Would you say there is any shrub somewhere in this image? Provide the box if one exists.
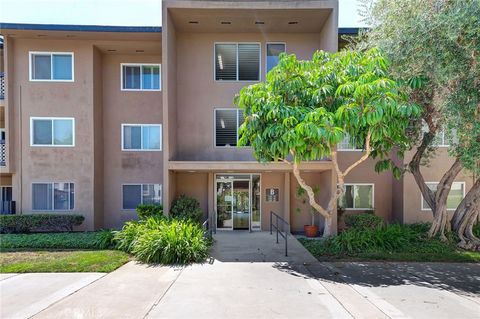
[136,204,164,220]
[132,219,209,264]
[170,195,203,223]
[0,214,85,234]
[344,213,383,230]
[0,231,113,250]
[114,217,210,264]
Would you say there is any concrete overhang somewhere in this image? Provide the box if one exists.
[165,1,337,33]
[168,161,332,172]
[0,23,162,55]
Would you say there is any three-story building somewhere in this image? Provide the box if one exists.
[0,0,473,232]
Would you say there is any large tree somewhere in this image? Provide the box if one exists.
[359,0,480,242]
[235,48,418,236]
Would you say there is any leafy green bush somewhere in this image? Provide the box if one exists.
[114,217,210,264]
[0,231,113,250]
[136,204,164,220]
[170,195,204,223]
[344,213,383,230]
[0,214,85,234]
[133,219,208,264]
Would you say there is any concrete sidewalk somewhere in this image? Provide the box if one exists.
[1,233,479,319]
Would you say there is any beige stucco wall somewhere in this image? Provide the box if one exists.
[337,152,394,223]
[10,38,96,230]
[101,53,163,229]
[174,32,325,162]
[401,148,474,224]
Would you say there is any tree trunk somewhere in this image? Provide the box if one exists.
[323,216,333,237]
[451,178,480,250]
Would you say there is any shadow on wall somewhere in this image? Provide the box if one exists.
[273,261,480,297]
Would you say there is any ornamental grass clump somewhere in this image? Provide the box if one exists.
[113,217,209,264]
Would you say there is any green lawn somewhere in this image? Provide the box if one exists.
[0,250,130,273]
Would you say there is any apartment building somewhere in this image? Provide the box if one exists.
[0,0,473,232]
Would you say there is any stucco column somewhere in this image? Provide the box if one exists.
[330,169,338,235]
[284,172,291,232]
[208,172,214,219]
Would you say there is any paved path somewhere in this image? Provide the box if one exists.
[1,233,479,318]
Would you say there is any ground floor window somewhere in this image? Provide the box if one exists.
[421,182,465,211]
[32,182,74,211]
[122,184,162,210]
[338,184,374,210]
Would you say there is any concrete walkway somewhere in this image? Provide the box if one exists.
[1,232,480,318]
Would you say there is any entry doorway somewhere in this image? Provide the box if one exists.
[215,174,261,231]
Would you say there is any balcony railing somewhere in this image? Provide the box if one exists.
[0,140,5,167]
[0,72,4,100]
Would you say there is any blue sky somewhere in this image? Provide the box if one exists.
[0,0,366,28]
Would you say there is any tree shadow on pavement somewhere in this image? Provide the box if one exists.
[273,261,480,297]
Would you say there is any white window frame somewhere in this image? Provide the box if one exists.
[120,63,162,91]
[121,183,163,210]
[265,42,286,75]
[30,117,75,147]
[214,42,261,82]
[31,182,75,211]
[340,183,375,210]
[121,124,162,151]
[421,181,466,211]
[337,133,364,151]
[29,51,74,82]
[213,108,249,148]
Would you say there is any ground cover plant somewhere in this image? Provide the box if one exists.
[300,219,480,262]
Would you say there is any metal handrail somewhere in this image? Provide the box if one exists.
[270,211,290,256]
[202,212,216,238]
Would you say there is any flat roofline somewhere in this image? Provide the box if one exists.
[0,23,161,33]
[338,27,363,35]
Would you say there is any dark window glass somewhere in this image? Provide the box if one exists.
[32,183,53,210]
[32,54,51,80]
[123,126,142,149]
[33,120,53,145]
[123,185,142,209]
[238,44,260,81]
[123,65,141,89]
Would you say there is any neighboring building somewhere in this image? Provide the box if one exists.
[0,0,473,232]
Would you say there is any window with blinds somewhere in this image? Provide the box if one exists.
[215,109,245,147]
[215,43,260,81]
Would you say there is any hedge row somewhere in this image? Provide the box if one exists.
[0,214,84,233]
[0,231,114,250]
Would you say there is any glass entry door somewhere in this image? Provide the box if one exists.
[215,174,261,231]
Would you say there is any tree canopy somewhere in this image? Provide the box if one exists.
[235,48,419,236]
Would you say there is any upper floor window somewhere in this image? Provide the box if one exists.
[421,121,457,147]
[29,52,74,81]
[121,64,161,91]
[337,133,363,151]
[266,43,286,73]
[122,184,162,210]
[215,43,260,81]
[338,184,374,210]
[122,124,162,151]
[32,182,74,211]
[422,182,465,211]
[30,117,74,147]
[215,109,245,147]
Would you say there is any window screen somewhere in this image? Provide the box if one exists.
[238,44,260,81]
[215,44,237,81]
[215,109,238,146]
